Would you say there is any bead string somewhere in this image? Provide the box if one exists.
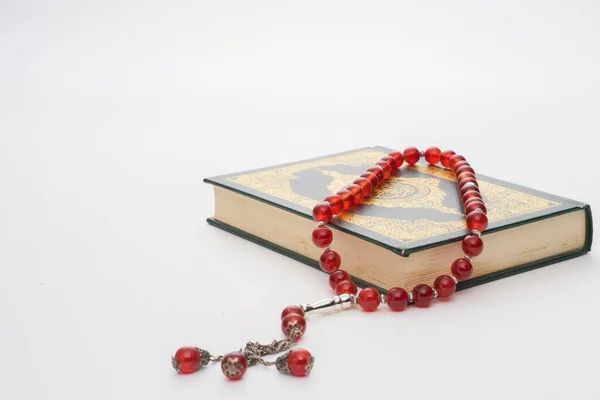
[172,146,487,380]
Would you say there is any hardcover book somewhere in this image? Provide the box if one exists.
[204,147,593,292]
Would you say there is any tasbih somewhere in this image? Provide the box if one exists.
[171,146,488,380]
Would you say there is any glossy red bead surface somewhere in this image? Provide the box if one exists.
[460,182,479,197]
[329,270,350,290]
[464,199,487,215]
[434,275,456,299]
[424,147,442,164]
[458,177,478,190]
[403,147,421,165]
[325,194,344,215]
[440,150,455,168]
[221,352,248,380]
[389,151,405,168]
[287,349,314,377]
[346,184,364,204]
[466,210,488,232]
[361,172,380,189]
[462,234,484,257]
[354,177,373,198]
[312,202,333,223]
[448,154,466,170]
[457,171,476,182]
[451,258,473,281]
[312,226,333,248]
[281,313,307,340]
[367,166,385,184]
[172,347,201,374]
[375,160,392,179]
[357,287,380,312]
[452,160,470,172]
[461,190,482,204]
[455,165,475,176]
[412,284,435,308]
[337,189,354,211]
[281,305,304,320]
[381,156,398,171]
[319,249,341,273]
[387,287,409,311]
[335,280,358,295]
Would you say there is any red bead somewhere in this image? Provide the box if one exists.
[312,202,333,223]
[319,249,341,273]
[325,195,344,215]
[455,165,475,176]
[357,287,380,312]
[434,275,456,299]
[389,151,405,168]
[281,305,304,320]
[381,155,398,171]
[281,313,307,340]
[172,347,201,374]
[221,352,248,380]
[412,284,435,308]
[460,182,479,197]
[452,160,470,172]
[403,147,421,165]
[367,166,385,184]
[360,172,380,189]
[329,270,350,290]
[451,258,473,281]
[312,226,333,248]
[287,349,314,377]
[457,171,476,182]
[386,287,409,311]
[466,210,488,232]
[448,154,466,170]
[459,177,478,190]
[346,184,364,204]
[424,147,442,164]
[462,190,482,204]
[465,199,487,215]
[335,280,358,295]
[354,177,373,198]
[337,189,354,211]
[440,150,455,168]
[462,234,484,257]
[375,160,392,179]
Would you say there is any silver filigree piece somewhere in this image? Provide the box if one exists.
[471,229,481,236]
[408,291,414,304]
[452,275,459,284]
[380,293,387,305]
[464,255,473,261]
[300,294,356,318]
[317,221,325,227]
[171,357,181,373]
[275,351,291,374]
[305,355,315,375]
[322,247,331,253]
[432,288,439,299]
[198,348,211,368]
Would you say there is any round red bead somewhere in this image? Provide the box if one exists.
[325,195,344,215]
[335,280,358,295]
[337,189,354,211]
[287,349,314,377]
[361,172,380,189]
[312,226,333,248]
[424,146,442,164]
[367,166,385,184]
[434,275,456,299]
[281,313,307,340]
[462,234,484,257]
[458,177,478,190]
[172,347,201,374]
[357,287,380,312]
[354,177,373,198]
[461,190,482,204]
[440,150,455,168]
[221,352,248,380]
[375,160,392,179]
[465,199,487,215]
[329,270,350,290]
[319,249,341,273]
[456,165,475,176]
[403,147,421,165]
[387,287,409,311]
[381,155,398,171]
[460,182,479,197]
[412,284,435,308]
[448,154,466,170]
[451,257,473,281]
[346,184,364,204]
[312,202,333,223]
[457,171,476,182]
[389,151,405,168]
[452,160,470,172]
[466,210,488,232]
[281,305,304,320]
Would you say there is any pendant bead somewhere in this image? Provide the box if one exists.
[462,234,484,257]
[312,226,333,248]
[434,275,457,299]
[172,346,204,374]
[440,150,455,168]
[357,287,381,312]
[276,349,314,377]
[281,305,305,320]
[281,314,307,340]
[412,284,435,308]
[329,270,350,290]
[221,352,248,380]
[386,287,409,311]
[319,249,342,273]
[324,194,344,215]
[424,146,442,164]
[312,202,333,223]
[403,147,421,165]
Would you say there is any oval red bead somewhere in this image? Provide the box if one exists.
[456,165,475,176]
[312,202,333,223]
[403,147,421,165]
[357,287,380,312]
[424,147,442,164]
[325,194,344,215]
[440,150,455,168]
[281,305,305,320]
[434,275,456,299]
[381,156,398,171]
[452,160,470,172]
[337,189,354,211]
[319,249,342,273]
[281,313,307,340]
[460,182,479,197]
[389,151,405,168]
[462,190,482,204]
[173,347,201,374]
[451,258,473,281]
[448,154,466,170]
[335,280,358,295]
[459,177,478,190]
[287,349,314,377]
[466,210,488,232]
[412,284,435,308]
[387,287,409,311]
[221,352,248,380]
[354,177,373,198]
[361,172,380,189]
[462,234,484,257]
[367,166,385,184]
[329,270,350,290]
[465,199,487,215]
[375,160,392,179]
[346,184,364,204]
[457,171,476,182]
[312,226,333,248]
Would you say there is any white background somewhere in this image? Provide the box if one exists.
[1,1,599,399]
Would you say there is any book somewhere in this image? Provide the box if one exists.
[204,146,593,292]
